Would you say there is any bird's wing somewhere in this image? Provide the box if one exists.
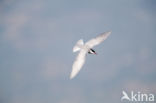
[70,50,87,79]
[85,31,111,48]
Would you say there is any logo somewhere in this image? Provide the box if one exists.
[121,91,155,102]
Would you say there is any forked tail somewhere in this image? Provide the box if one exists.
[73,39,84,52]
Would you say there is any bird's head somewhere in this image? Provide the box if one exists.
[88,49,97,55]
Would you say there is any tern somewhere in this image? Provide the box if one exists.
[70,31,111,79]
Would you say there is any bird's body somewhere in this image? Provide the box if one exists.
[70,31,111,79]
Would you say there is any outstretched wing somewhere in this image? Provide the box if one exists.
[85,31,111,48]
[70,50,87,79]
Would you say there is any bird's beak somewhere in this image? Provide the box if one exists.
[94,52,97,55]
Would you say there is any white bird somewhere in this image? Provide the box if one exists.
[70,31,111,79]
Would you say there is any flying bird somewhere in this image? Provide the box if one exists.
[70,31,111,79]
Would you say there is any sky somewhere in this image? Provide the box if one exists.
[0,0,156,103]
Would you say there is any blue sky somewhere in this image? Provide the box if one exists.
[0,0,156,103]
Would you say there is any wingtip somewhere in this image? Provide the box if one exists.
[70,72,76,79]
[70,75,74,79]
[107,31,112,34]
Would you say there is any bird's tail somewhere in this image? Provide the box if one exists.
[73,39,84,52]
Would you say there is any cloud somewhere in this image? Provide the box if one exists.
[135,48,156,76]
[1,0,103,52]
[135,10,152,23]
[3,13,29,43]
[1,0,48,51]
[123,80,156,93]
[40,59,68,80]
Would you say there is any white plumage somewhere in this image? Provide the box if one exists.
[70,31,111,79]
